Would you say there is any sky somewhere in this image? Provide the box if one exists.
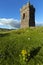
[0,0,43,29]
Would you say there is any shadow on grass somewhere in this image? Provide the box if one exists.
[27,47,41,62]
[0,33,10,37]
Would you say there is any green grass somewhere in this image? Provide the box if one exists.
[0,27,43,65]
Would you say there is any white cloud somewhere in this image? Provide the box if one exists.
[35,20,43,23]
[0,18,43,29]
[0,23,4,25]
[0,18,20,29]
[36,21,43,24]
[35,20,43,26]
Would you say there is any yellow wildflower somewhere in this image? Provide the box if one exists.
[21,50,27,56]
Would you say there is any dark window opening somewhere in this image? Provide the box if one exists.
[23,13,25,19]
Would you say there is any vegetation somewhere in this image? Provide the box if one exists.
[0,27,43,65]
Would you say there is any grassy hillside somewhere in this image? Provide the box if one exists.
[0,27,43,65]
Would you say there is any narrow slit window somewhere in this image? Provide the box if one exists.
[23,13,25,19]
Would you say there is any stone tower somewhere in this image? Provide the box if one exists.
[20,2,35,28]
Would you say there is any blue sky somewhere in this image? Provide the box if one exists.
[0,0,43,29]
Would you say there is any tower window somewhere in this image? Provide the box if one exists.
[23,13,25,19]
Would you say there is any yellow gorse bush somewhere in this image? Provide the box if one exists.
[21,50,27,56]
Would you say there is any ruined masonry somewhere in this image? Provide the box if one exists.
[20,2,35,28]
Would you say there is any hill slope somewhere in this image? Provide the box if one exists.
[0,27,43,65]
